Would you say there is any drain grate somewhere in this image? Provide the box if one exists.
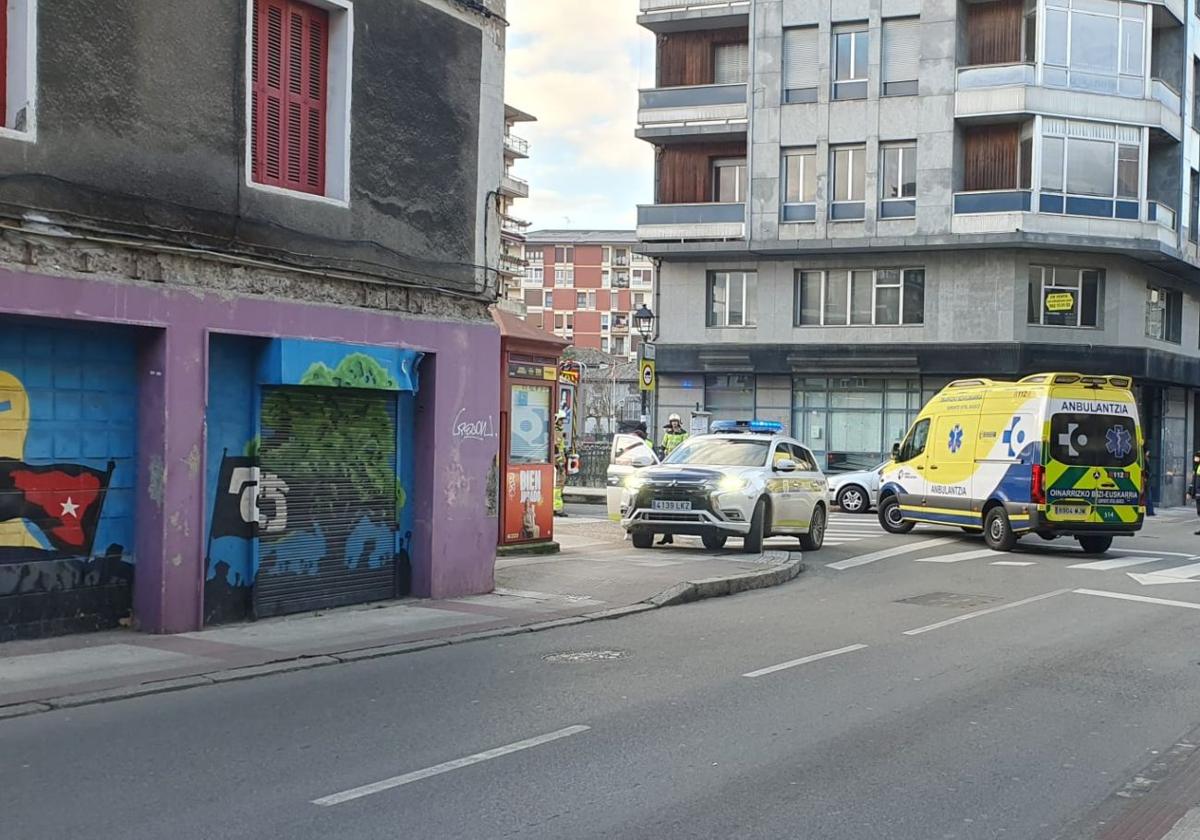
[543,650,627,663]
[895,592,1003,609]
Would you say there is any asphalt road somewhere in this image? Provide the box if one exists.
[5,509,1200,840]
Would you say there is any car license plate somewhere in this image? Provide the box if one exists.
[1051,504,1089,520]
[652,500,691,512]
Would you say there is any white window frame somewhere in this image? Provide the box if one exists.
[526,247,543,264]
[708,270,757,328]
[1039,119,1142,202]
[1042,0,1148,99]
[832,27,869,99]
[880,142,917,201]
[554,266,574,287]
[712,157,748,203]
[601,269,611,288]
[795,268,925,327]
[1027,265,1102,328]
[1,0,37,142]
[601,312,611,332]
[243,0,354,207]
[1145,283,1182,343]
[601,336,610,353]
[542,290,552,309]
[783,148,817,204]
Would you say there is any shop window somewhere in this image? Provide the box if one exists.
[1027,266,1101,328]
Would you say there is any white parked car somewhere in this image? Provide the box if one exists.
[617,420,829,553]
[827,462,886,514]
[606,433,659,521]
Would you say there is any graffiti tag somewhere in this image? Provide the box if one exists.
[453,407,497,442]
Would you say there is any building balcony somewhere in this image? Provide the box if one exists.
[951,191,1179,249]
[636,202,745,241]
[500,215,530,237]
[500,173,529,199]
[955,65,1183,142]
[499,253,528,276]
[503,133,530,159]
[638,0,749,33]
[636,83,747,143]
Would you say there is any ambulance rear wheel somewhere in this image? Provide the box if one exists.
[878,496,914,534]
[984,507,1018,552]
[1077,535,1112,554]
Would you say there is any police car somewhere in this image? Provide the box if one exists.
[620,420,829,553]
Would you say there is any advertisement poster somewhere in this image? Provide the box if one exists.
[510,384,551,464]
[503,464,554,543]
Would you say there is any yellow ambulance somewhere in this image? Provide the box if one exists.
[878,373,1144,553]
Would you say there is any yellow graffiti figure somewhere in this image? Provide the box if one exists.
[0,371,39,548]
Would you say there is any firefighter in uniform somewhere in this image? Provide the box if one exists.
[656,414,689,544]
[553,411,567,517]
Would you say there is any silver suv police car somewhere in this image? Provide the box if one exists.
[620,420,829,553]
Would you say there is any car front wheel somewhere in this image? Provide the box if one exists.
[743,498,767,554]
[878,496,915,534]
[631,530,654,549]
[702,532,728,550]
[837,485,869,514]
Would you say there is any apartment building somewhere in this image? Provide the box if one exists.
[0,0,508,639]
[521,231,657,359]
[636,0,1200,504]
[500,104,536,300]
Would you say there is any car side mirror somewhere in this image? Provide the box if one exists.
[631,454,654,468]
[891,442,901,460]
[774,459,798,473]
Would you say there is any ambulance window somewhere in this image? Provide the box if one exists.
[899,419,930,462]
[1049,413,1137,468]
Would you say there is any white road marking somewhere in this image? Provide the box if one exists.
[312,725,592,806]
[1068,556,1162,571]
[1074,589,1200,612]
[991,560,1036,567]
[1127,562,1200,586]
[914,548,997,564]
[826,537,961,570]
[743,644,868,678]
[903,589,1071,636]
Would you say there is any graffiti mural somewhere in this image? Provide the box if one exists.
[0,323,139,640]
[204,336,420,623]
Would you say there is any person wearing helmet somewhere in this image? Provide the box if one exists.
[553,410,567,517]
[656,414,689,544]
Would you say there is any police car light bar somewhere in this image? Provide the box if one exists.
[710,419,785,434]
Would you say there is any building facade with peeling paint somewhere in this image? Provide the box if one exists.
[0,0,508,639]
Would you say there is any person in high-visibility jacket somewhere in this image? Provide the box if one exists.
[656,414,689,544]
[553,411,567,517]
[660,413,688,457]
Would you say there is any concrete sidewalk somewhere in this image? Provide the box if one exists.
[0,518,801,717]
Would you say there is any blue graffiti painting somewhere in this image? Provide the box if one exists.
[1106,425,1133,459]
[948,424,964,454]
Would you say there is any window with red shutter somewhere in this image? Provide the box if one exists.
[251,0,328,196]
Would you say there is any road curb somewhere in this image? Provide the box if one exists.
[0,553,803,720]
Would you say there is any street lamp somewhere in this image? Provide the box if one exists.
[633,305,656,426]
[633,305,656,342]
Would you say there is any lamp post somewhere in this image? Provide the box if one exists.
[633,305,656,425]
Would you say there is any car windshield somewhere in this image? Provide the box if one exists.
[664,437,770,467]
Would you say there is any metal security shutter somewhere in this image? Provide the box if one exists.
[883,18,920,85]
[254,388,398,618]
[714,42,749,84]
[783,28,818,91]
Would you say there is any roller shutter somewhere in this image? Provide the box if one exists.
[254,387,398,617]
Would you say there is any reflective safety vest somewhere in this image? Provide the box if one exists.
[661,430,688,455]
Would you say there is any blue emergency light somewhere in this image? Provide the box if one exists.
[710,419,785,434]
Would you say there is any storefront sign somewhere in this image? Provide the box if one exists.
[508,361,557,381]
[503,464,553,542]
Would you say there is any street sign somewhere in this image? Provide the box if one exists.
[640,343,656,362]
[639,359,656,392]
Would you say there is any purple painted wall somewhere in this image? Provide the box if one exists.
[0,267,501,633]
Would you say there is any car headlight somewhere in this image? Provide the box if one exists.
[716,475,747,493]
[625,474,647,491]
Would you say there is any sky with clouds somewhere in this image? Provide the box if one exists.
[505,0,655,232]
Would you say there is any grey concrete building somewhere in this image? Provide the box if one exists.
[636,0,1200,504]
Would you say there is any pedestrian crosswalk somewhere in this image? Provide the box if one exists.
[765,512,884,548]
[826,538,1200,581]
